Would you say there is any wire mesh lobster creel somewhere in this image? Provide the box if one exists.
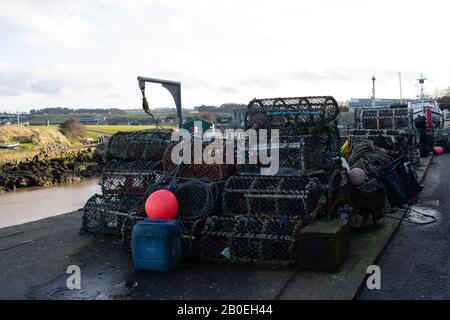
[348,130,411,156]
[106,130,172,161]
[81,194,143,236]
[222,175,328,218]
[198,215,304,267]
[101,159,162,196]
[236,133,341,175]
[359,108,411,130]
[162,142,236,181]
[246,96,339,135]
[145,178,223,220]
[348,129,411,137]
[121,214,146,252]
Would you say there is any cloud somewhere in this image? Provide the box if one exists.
[0,1,96,49]
[0,0,450,111]
[0,62,113,97]
[218,85,237,94]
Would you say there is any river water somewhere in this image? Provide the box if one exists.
[0,179,101,229]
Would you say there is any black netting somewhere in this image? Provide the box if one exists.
[119,178,222,253]
[246,96,339,135]
[222,175,329,219]
[81,194,143,236]
[359,108,411,130]
[106,130,172,161]
[145,178,222,219]
[162,142,235,181]
[236,133,341,175]
[121,214,146,252]
[198,215,303,267]
[101,160,162,196]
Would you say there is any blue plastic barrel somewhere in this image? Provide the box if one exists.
[132,219,182,271]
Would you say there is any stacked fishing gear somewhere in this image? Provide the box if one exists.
[80,129,171,241]
[82,128,229,256]
[199,96,344,267]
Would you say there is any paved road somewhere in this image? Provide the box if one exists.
[0,211,295,300]
[359,153,450,299]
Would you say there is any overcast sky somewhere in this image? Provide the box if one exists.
[1,0,449,112]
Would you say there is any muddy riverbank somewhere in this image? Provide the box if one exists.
[0,147,105,193]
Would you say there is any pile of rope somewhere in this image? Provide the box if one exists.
[348,139,393,174]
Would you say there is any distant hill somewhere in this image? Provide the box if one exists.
[30,107,127,115]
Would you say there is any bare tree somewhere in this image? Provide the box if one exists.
[59,118,86,139]
[433,86,450,103]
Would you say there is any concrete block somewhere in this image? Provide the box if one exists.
[298,220,350,272]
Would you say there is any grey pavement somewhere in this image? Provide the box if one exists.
[359,153,450,299]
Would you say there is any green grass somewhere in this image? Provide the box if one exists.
[83,124,174,139]
[29,124,173,137]
[0,125,174,156]
[0,143,37,155]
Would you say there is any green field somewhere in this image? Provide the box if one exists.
[0,124,173,156]
[28,124,174,139]
[25,109,175,126]
[83,124,174,139]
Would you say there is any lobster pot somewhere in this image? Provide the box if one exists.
[237,133,341,175]
[246,96,339,135]
[198,215,304,267]
[146,178,223,220]
[106,130,172,161]
[360,108,411,130]
[393,109,410,129]
[222,175,327,218]
[101,160,162,196]
[162,142,235,181]
[81,194,143,236]
[121,214,146,252]
[119,178,223,253]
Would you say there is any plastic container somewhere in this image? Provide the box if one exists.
[132,219,182,271]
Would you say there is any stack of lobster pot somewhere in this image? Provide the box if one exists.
[349,106,414,157]
[120,176,223,253]
[80,130,172,243]
[162,140,236,182]
[198,96,343,267]
[111,141,235,252]
[154,139,234,254]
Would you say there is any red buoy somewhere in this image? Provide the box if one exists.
[145,190,179,219]
[433,146,444,155]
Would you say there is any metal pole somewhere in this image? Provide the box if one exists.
[372,75,376,108]
[418,73,426,114]
[399,72,403,104]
